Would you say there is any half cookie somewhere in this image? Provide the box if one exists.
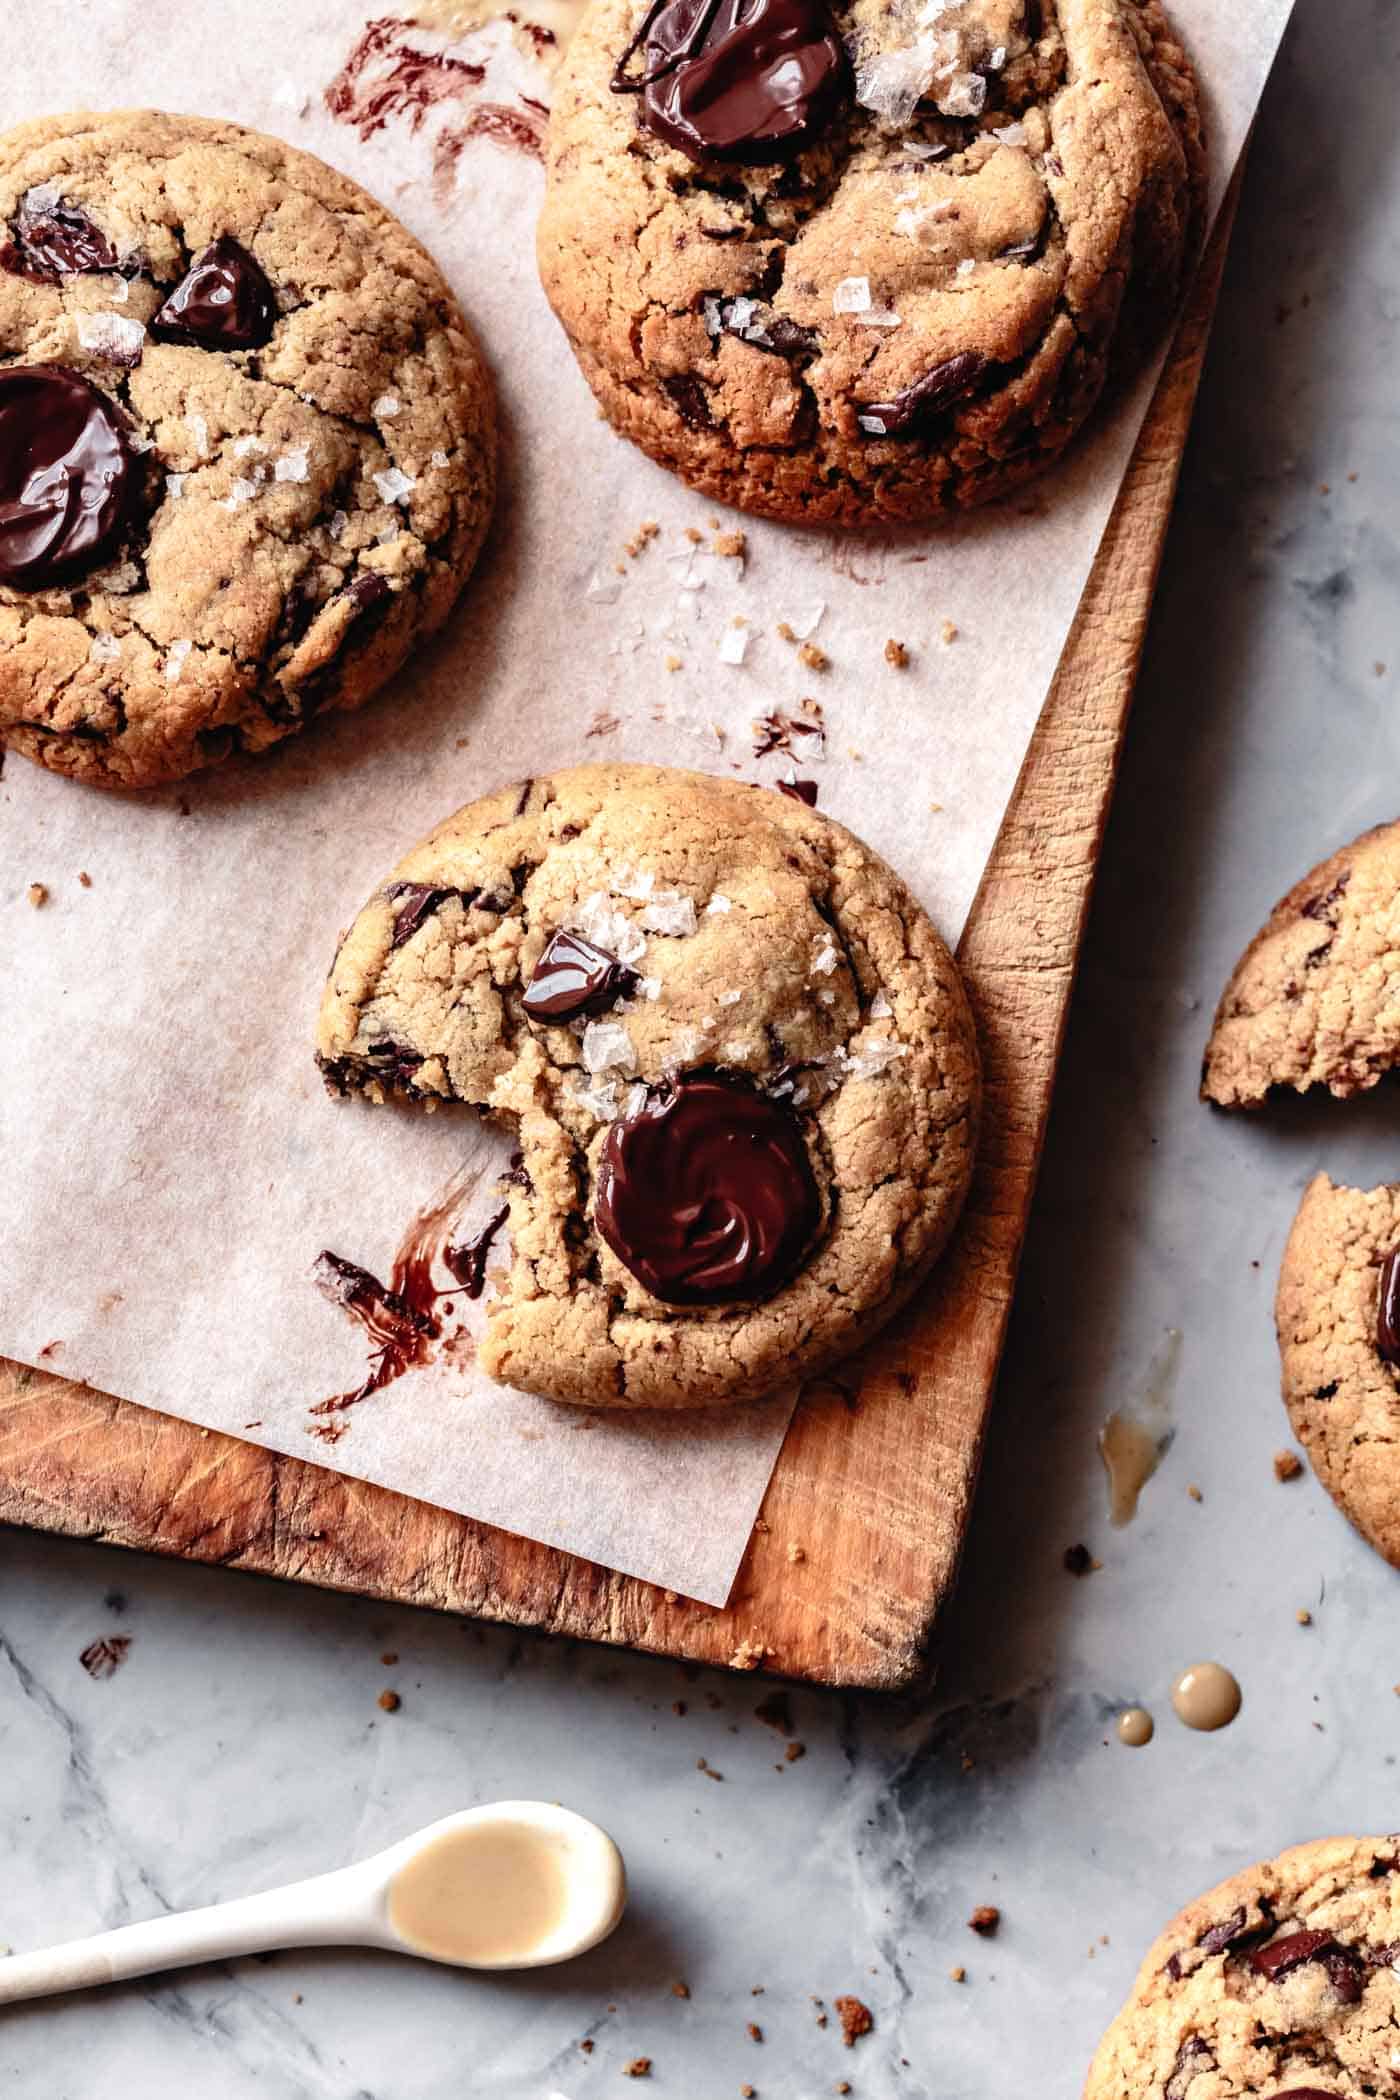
[537,0,1204,526]
[1202,820,1400,1108]
[0,109,496,787]
[1276,1171,1400,1567]
[316,763,980,1409]
[1083,1835,1400,2100]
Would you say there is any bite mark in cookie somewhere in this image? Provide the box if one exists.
[539,0,1205,524]
[315,762,980,1410]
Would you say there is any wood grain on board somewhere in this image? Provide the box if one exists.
[0,192,1239,1692]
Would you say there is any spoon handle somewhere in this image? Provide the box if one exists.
[0,1871,372,2005]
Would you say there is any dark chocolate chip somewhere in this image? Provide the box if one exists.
[1251,1929,1363,2001]
[1164,2037,1214,2100]
[777,778,818,805]
[444,1206,510,1298]
[151,235,277,350]
[595,1068,823,1305]
[0,364,134,590]
[1378,1249,1400,1366]
[4,193,118,279]
[523,929,640,1022]
[1198,1907,1249,1957]
[858,351,986,439]
[386,882,459,950]
[616,0,849,163]
[1301,872,1349,923]
[664,372,714,429]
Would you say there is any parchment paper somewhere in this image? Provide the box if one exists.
[0,0,1291,1605]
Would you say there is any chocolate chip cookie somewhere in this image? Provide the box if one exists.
[538,0,1204,526]
[1202,821,1400,1109]
[1084,1836,1400,2100]
[1276,1172,1400,1566]
[316,763,980,1409]
[0,110,496,788]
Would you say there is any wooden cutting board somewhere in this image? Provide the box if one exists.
[0,192,1237,1692]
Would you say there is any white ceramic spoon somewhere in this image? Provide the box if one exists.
[0,1801,625,2005]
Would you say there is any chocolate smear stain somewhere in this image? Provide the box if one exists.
[1098,1327,1180,1525]
[310,1162,509,1423]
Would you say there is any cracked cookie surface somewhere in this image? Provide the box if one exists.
[1202,821,1400,1109]
[538,0,1203,526]
[316,761,980,1409]
[1084,1836,1400,2100]
[0,109,495,788]
[1277,1172,1400,1567]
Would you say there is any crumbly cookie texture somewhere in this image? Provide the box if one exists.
[1084,1836,1400,2100]
[316,763,980,1409]
[538,0,1203,526]
[1276,1172,1400,1567]
[1203,821,1400,1108]
[0,109,495,788]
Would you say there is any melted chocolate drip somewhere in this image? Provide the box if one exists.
[310,1249,439,1413]
[1378,1247,1400,1365]
[387,881,459,950]
[445,1205,510,1297]
[859,351,986,439]
[595,1068,822,1305]
[151,235,277,350]
[523,929,640,1022]
[615,0,849,164]
[0,364,134,590]
[4,194,118,279]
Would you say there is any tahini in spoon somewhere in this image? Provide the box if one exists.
[0,1801,625,2004]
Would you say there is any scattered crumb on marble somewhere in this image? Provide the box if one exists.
[1274,1449,1303,1481]
[747,2022,763,2043]
[968,1906,1000,1936]
[78,870,92,887]
[834,1996,873,2047]
[785,1741,806,1762]
[665,654,683,673]
[673,1980,690,1998]
[950,1965,967,1983]
[697,1758,723,1780]
[1063,1543,1099,1576]
[622,2057,652,2077]
[1187,1483,1203,1502]
[378,1689,401,1712]
[941,620,959,644]
[79,1635,131,1679]
[713,529,746,558]
[1297,1608,1313,1626]
[884,638,909,668]
[380,1650,398,1665]
[26,882,47,908]
[798,643,829,673]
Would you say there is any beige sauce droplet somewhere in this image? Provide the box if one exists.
[1099,1414,1165,1526]
[410,0,586,59]
[1116,1706,1154,1748]
[1170,1662,1241,1732]
[389,1821,572,1964]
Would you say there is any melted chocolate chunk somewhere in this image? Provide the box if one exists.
[523,929,640,1022]
[4,194,118,279]
[777,777,818,805]
[387,882,458,950]
[1163,2038,1214,2100]
[1198,1907,1249,1956]
[1251,1930,1364,2002]
[595,1068,822,1305]
[311,1248,438,1411]
[151,236,277,350]
[858,351,987,439]
[444,1205,510,1297]
[0,364,134,590]
[1378,1248,1400,1366]
[616,0,849,164]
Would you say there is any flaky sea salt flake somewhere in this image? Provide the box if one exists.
[88,631,121,663]
[705,892,732,915]
[163,640,193,684]
[187,412,209,457]
[812,939,839,975]
[641,890,698,938]
[869,987,893,1019]
[275,443,311,484]
[373,466,416,505]
[76,311,145,365]
[718,624,749,666]
[373,393,402,419]
[833,276,872,315]
[582,1019,638,1076]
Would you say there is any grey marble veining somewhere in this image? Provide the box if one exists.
[5,1,1400,2092]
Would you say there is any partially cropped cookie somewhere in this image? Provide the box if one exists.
[0,110,495,788]
[1084,1835,1400,2100]
[538,0,1203,526]
[1203,821,1400,1108]
[1276,1172,1400,1566]
[317,763,980,1409]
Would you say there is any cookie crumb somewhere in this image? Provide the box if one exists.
[834,1996,872,2047]
[665,654,683,673]
[968,1906,1000,1936]
[741,2087,756,2098]
[1274,1449,1303,1482]
[580,2039,595,2053]
[622,2058,652,2078]
[380,1650,398,1665]
[26,882,48,908]
[1063,1542,1098,1576]
[713,529,747,558]
[1186,1483,1203,1503]
[697,1758,723,1780]
[377,1689,400,1712]
[884,638,909,668]
[776,620,796,643]
[785,1741,805,1762]
[672,1981,690,1998]
[949,1965,966,1983]
[684,525,704,544]
[797,642,829,673]
[747,2023,763,2043]
[1296,1608,1312,1626]
[940,619,959,644]
[78,870,92,888]
[836,2085,852,2095]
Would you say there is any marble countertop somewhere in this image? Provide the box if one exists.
[4,2,1398,2092]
